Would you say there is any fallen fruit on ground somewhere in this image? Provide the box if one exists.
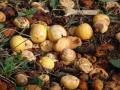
[75,23,93,40]
[10,35,25,52]
[60,74,80,90]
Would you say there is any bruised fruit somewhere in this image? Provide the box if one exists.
[54,37,70,52]
[13,17,30,29]
[93,14,110,33]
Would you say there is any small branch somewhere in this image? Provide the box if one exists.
[64,9,100,16]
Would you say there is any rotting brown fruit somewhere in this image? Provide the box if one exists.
[13,17,30,29]
[67,36,82,49]
[89,68,109,80]
[40,40,53,52]
[92,79,103,90]
[50,82,61,90]
[79,80,88,90]
[75,57,93,73]
[15,73,28,86]
[21,50,36,61]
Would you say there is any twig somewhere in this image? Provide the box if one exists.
[64,9,100,16]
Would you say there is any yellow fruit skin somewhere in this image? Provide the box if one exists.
[10,35,25,52]
[93,14,110,25]
[30,24,47,43]
[48,25,67,42]
[61,75,80,90]
[40,56,55,70]
[76,23,93,40]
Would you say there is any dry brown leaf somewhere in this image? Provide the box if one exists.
[3,28,16,37]
[96,44,114,57]
[59,0,75,9]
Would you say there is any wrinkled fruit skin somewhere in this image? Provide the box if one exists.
[75,57,93,73]
[48,25,67,42]
[39,56,55,70]
[30,24,47,43]
[13,17,30,29]
[10,35,25,52]
[40,40,53,52]
[61,75,80,90]
[54,37,70,52]
[22,50,36,61]
[76,23,93,40]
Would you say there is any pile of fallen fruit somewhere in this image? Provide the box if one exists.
[0,0,120,90]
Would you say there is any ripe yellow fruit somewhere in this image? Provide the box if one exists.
[93,14,110,26]
[10,35,25,52]
[39,56,55,70]
[0,11,6,22]
[61,75,80,90]
[30,24,47,43]
[48,25,67,42]
[76,23,93,40]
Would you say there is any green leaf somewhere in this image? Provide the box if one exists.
[2,56,16,77]
[109,59,120,68]
[15,86,25,90]
[50,0,59,9]
[18,12,26,17]
[18,8,37,18]
[29,77,43,86]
